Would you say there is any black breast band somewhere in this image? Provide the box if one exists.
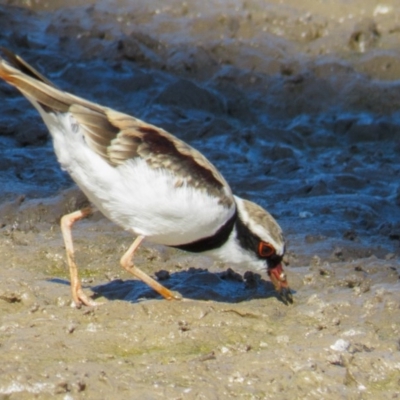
[172,209,237,253]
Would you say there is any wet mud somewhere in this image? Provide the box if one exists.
[0,0,399,398]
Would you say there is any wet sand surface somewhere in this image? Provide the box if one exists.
[0,0,399,398]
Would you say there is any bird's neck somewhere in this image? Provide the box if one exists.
[172,208,238,253]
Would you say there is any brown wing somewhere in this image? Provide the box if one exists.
[72,105,233,207]
[0,49,234,208]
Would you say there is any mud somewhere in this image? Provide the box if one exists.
[0,0,399,398]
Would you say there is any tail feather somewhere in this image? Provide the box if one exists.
[0,50,71,113]
[1,47,56,87]
[0,48,100,114]
[0,49,120,163]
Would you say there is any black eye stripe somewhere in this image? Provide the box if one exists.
[235,217,283,268]
[235,216,260,255]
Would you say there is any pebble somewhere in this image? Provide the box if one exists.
[330,339,350,352]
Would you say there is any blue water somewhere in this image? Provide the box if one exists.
[0,1,399,263]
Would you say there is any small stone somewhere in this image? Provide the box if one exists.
[327,353,344,366]
[220,346,230,354]
[0,290,22,303]
[319,267,332,277]
[178,320,190,332]
[330,339,350,352]
[67,324,77,334]
[20,290,35,307]
[75,380,86,392]
[54,381,71,394]
[29,304,40,313]
[359,279,371,294]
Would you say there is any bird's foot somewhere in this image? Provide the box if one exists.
[72,288,103,308]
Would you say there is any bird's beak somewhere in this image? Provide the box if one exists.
[268,263,293,305]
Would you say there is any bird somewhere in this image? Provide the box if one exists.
[0,49,292,307]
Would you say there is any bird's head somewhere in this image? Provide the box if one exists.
[233,196,292,304]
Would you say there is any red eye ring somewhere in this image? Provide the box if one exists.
[258,242,275,257]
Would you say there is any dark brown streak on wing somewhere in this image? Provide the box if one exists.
[109,121,233,207]
[138,126,224,192]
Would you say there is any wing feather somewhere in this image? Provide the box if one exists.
[0,49,234,207]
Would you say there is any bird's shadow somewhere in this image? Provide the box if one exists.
[88,267,291,304]
[49,267,287,303]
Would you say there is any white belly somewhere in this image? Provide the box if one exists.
[47,113,233,246]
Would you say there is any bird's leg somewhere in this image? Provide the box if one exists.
[120,235,182,300]
[60,206,99,307]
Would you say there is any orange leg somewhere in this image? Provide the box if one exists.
[60,206,98,307]
[120,235,182,300]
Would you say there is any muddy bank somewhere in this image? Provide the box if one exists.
[0,214,399,399]
[0,0,399,398]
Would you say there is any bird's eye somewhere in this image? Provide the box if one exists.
[258,242,275,257]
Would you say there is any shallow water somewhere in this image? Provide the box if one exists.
[0,0,399,398]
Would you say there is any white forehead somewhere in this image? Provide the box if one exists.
[234,195,285,255]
